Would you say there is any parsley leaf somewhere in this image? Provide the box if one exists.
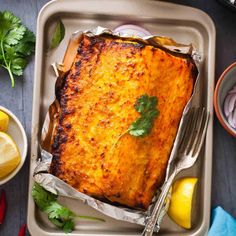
[111,94,159,150]
[45,202,75,220]
[62,219,75,233]
[31,182,57,211]
[128,94,159,137]
[0,11,35,87]
[32,183,75,233]
[14,29,35,56]
[32,183,104,233]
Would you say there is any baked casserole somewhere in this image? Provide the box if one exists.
[50,34,197,210]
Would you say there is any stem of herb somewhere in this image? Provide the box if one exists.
[7,62,15,87]
[0,40,15,87]
[0,64,7,69]
[110,128,129,153]
[76,215,105,222]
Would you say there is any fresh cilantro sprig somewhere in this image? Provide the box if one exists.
[129,94,159,137]
[111,94,159,150]
[32,183,104,233]
[0,11,35,87]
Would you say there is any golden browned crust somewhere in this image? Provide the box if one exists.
[50,34,197,209]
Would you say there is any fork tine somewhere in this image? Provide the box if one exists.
[187,108,206,155]
[192,110,209,156]
[184,108,202,154]
[178,108,196,153]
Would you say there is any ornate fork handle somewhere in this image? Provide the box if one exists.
[142,168,178,236]
[142,108,209,236]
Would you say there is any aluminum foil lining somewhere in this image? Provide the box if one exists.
[33,26,201,227]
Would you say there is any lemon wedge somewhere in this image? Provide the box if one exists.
[0,131,21,179]
[0,111,9,132]
[168,177,198,229]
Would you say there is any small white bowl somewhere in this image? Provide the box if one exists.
[0,106,28,185]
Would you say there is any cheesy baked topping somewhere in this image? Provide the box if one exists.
[50,34,197,209]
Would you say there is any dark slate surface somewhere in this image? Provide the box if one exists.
[0,0,236,235]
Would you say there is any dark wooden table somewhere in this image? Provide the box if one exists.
[0,0,236,235]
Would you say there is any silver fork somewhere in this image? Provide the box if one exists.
[142,107,210,236]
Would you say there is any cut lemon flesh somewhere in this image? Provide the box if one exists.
[0,131,21,179]
[168,177,198,229]
[0,111,9,132]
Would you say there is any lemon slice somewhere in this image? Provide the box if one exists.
[0,111,9,132]
[0,131,21,179]
[168,177,198,229]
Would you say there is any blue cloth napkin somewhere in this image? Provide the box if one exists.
[208,206,236,236]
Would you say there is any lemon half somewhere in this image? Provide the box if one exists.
[0,110,9,132]
[0,131,21,179]
[168,177,198,229]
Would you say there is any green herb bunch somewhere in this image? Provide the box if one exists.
[32,183,104,233]
[0,11,35,87]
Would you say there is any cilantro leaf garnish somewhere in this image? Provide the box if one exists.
[32,183,104,233]
[61,219,75,233]
[128,94,159,137]
[111,94,159,150]
[0,11,35,87]
[31,182,57,211]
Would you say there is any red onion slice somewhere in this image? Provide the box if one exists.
[229,93,236,113]
[228,87,236,94]
[114,24,152,38]
[224,83,236,129]
[228,112,236,129]
[224,94,233,117]
[233,108,236,127]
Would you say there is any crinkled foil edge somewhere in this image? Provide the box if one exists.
[33,26,201,227]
